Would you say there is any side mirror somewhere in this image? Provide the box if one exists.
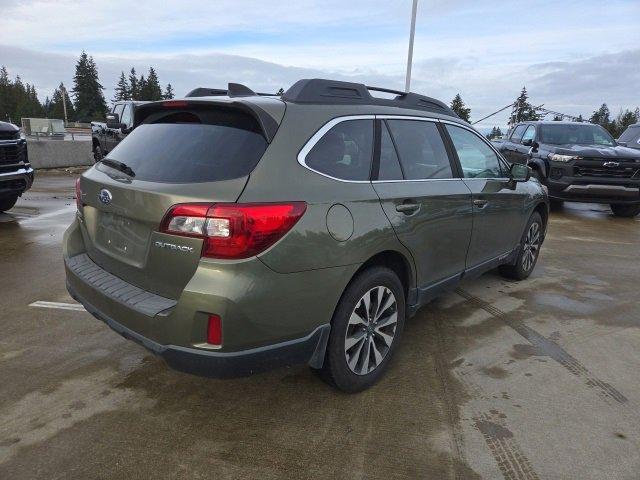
[106,113,124,130]
[510,163,531,182]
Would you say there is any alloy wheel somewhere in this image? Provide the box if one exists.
[522,222,541,272]
[344,286,398,375]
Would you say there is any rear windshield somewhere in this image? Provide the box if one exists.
[104,107,267,183]
[539,124,615,146]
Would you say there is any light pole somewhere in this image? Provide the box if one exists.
[60,83,69,126]
[405,0,419,93]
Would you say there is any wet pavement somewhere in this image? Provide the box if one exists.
[1,171,639,479]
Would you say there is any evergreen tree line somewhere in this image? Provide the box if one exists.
[450,87,640,139]
[0,66,46,124]
[112,67,174,102]
[0,51,173,124]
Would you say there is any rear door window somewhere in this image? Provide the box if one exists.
[104,107,268,183]
[386,120,453,180]
[305,119,373,181]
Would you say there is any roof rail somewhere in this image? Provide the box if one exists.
[282,79,457,117]
[185,83,278,98]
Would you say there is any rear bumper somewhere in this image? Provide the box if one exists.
[67,278,330,378]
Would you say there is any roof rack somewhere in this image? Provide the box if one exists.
[282,79,457,117]
[185,83,278,98]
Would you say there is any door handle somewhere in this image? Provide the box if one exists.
[473,199,489,209]
[396,203,420,214]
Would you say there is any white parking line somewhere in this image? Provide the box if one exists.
[29,301,86,312]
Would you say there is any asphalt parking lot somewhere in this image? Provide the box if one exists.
[1,171,639,480]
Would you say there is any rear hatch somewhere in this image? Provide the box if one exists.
[77,99,283,299]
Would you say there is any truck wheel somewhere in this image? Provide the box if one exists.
[610,204,640,218]
[0,195,18,213]
[93,144,103,162]
[317,266,405,393]
[499,212,543,281]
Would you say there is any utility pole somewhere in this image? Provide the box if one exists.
[405,0,419,93]
[60,83,69,126]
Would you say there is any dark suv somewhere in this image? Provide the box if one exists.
[499,121,640,217]
[92,100,147,161]
[64,79,548,392]
[0,121,33,213]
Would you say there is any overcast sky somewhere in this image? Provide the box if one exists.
[1,0,638,129]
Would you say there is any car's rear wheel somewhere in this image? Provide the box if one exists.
[93,144,103,163]
[318,266,405,393]
[0,194,18,213]
[610,204,640,218]
[499,211,543,281]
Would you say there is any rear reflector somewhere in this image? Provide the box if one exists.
[159,202,307,259]
[207,314,222,346]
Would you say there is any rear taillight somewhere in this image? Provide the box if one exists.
[75,178,83,211]
[159,202,307,259]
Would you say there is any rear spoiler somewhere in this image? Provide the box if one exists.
[133,97,282,143]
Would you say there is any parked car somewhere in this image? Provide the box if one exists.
[0,121,33,213]
[499,121,640,217]
[617,123,640,151]
[92,100,147,162]
[64,79,548,392]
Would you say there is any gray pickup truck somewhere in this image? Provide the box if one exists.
[0,121,33,212]
[92,100,147,162]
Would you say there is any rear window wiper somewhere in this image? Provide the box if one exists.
[100,158,136,177]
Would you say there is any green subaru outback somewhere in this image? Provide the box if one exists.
[64,79,548,392]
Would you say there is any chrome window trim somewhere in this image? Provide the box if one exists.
[297,115,375,184]
[297,114,514,184]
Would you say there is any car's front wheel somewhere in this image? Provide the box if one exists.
[610,204,640,218]
[0,194,18,213]
[499,211,543,281]
[318,266,405,393]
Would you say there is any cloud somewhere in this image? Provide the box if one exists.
[1,44,637,129]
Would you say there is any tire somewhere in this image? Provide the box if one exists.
[0,195,18,213]
[318,266,405,393]
[499,212,543,281]
[610,204,640,218]
[93,144,103,163]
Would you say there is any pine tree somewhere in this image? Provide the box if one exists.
[71,51,107,121]
[611,109,639,138]
[589,103,612,133]
[113,71,130,102]
[509,87,538,125]
[140,67,162,101]
[576,114,584,123]
[128,68,139,100]
[450,93,471,122]
[138,75,147,100]
[163,83,174,99]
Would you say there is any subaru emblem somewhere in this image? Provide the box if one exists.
[99,189,112,205]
